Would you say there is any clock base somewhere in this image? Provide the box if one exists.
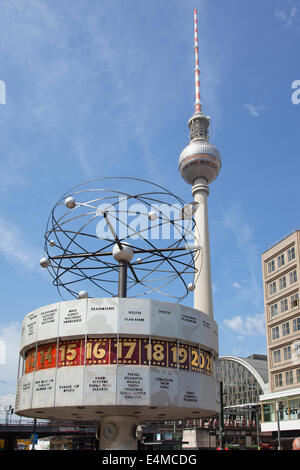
[100,416,138,450]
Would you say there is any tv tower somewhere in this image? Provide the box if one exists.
[179,9,222,317]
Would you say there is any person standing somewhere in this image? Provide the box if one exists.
[292,438,300,450]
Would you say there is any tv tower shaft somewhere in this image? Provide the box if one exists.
[178,9,222,317]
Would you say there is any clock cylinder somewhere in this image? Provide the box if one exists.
[16,298,219,433]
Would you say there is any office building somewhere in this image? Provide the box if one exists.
[260,230,300,440]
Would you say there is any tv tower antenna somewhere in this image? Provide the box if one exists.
[194,8,202,113]
[178,8,222,317]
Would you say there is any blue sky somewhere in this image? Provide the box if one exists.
[0,0,300,405]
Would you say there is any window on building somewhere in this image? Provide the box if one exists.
[262,402,275,422]
[279,276,287,290]
[287,247,295,262]
[282,321,290,336]
[293,316,300,332]
[297,369,300,384]
[291,293,299,308]
[270,303,278,318]
[272,326,280,340]
[277,253,285,268]
[289,270,297,285]
[288,398,300,420]
[268,260,275,273]
[269,281,277,295]
[285,370,294,386]
[275,373,283,387]
[273,349,281,363]
[283,346,291,361]
[280,298,288,313]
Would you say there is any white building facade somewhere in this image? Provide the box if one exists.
[260,230,300,438]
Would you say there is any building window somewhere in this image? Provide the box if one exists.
[288,398,300,420]
[262,402,275,422]
[277,253,285,268]
[275,373,283,387]
[293,316,300,332]
[282,321,290,336]
[272,326,280,340]
[280,298,288,313]
[285,370,293,386]
[291,293,299,308]
[289,270,297,285]
[297,369,300,384]
[273,349,281,363]
[270,303,278,318]
[283,346,291,361]
[268,260,275,273]
[279,276,287,290]
[269,281,277,295]
[287,247,295,262]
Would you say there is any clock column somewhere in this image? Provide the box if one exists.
[100,416,138,450]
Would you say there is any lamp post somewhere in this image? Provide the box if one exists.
[276,402,281,451]
[31,418,37,451]
[219,381,225,450]
[255,405,260,450]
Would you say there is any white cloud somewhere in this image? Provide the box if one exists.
[224,313,265,337]
[224,315,244,332]
[0,214,40,271]
[0,322,21,399]
[275,9,288,22]
[244,103,267,117]
[0,393,16,412]
[275,5,298,26]
[233,281,242,289]
[244,103,260,117]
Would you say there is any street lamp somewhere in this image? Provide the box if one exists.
[255,405,261,450]
[275,402,281,451]
[219,381,225,450]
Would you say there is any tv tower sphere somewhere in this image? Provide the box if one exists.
[179,127,222,185]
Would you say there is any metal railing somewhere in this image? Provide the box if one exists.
[0,412,99,430]
[0,411,49,426]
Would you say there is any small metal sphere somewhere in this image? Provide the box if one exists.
[49,240,55,247]
[188,282,196,291]
[40,257,50,268]
[65,196,76,209]
[112,243,134,262]
[182,202,199,219]
[136,257,142,264]
[78,291,88,299]
[148,210,158,221]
